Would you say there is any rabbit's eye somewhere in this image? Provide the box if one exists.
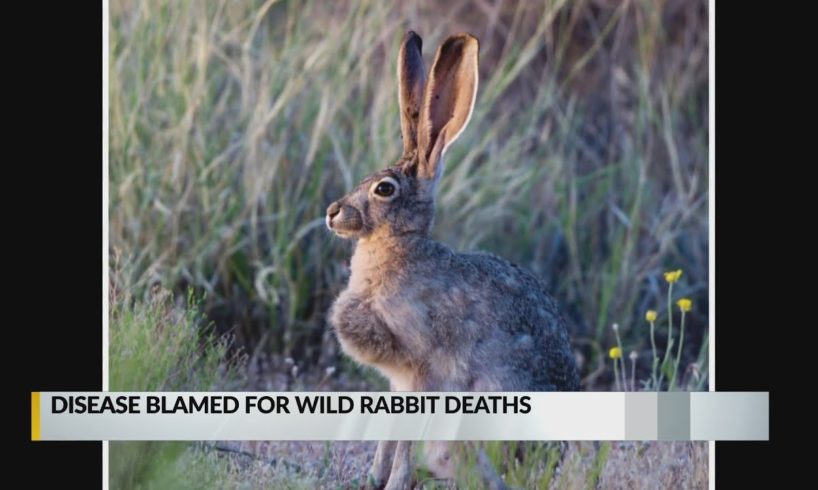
[370,176,399,199]
[374,181,395,197]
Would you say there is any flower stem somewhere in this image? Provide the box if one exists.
[659,283,675,390]
[613,326,627,391]
[670,310,687,390]
[650,320,658,390]
[613,359,621,391]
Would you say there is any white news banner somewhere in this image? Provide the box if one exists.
[31,392,769,441]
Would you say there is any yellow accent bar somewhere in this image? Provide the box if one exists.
[31,392,41,441]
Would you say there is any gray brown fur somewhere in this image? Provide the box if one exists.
[326,31,579,490]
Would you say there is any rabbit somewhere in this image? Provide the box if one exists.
[326,31,580,490]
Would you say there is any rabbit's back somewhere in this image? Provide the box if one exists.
[451,247,578,391]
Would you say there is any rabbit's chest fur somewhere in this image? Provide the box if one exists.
[330,234,578,391]
[331,238,436,386]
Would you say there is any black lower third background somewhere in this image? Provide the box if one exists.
[21,2,777,488]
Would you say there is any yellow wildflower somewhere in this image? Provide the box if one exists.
[609,347,622,359]
[664,269,683,283]
[645,310,657,322]
[677,298,692,312]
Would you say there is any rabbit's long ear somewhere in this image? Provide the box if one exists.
[416,33,479,181]
[398,31,426,157]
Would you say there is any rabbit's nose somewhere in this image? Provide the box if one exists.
[327,201,341,220]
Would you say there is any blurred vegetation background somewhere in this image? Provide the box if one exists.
[110,0,708,390]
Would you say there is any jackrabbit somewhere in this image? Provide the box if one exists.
[326,31,579,490]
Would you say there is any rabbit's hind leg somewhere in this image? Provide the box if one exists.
[368,440,397,489]
[383,441,415,490]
